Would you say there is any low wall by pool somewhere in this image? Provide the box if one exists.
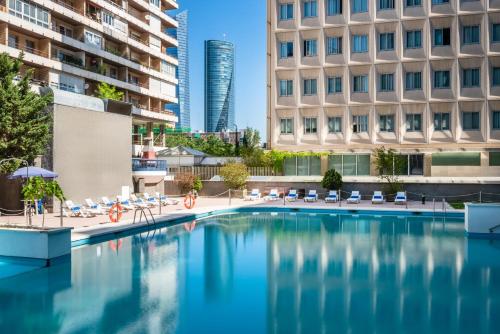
[465,203,500,237]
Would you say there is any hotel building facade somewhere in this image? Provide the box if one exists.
[0,0,179,146]
[267,0,500,177]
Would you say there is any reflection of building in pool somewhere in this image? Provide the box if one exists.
[204,224,235,301]
[0,232,181,333]
[266,213,499,333]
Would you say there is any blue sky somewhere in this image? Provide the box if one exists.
[177,0,267,136]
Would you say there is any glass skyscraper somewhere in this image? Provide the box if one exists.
[166,10,190,131]
[204,40,235,133]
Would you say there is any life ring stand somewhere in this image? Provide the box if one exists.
[109,203,123,223]
[183,194,196,209]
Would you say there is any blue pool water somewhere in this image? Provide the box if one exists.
[0,211,499,333]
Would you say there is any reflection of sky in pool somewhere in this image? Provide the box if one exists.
[0,212,499,333]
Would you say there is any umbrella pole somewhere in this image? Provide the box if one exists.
[60,200,63,227]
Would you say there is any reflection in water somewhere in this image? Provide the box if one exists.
[0,213,498,334]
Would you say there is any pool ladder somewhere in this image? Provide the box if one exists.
[132,207,157,226]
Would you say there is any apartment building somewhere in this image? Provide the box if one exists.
[0,0,179,144]
[267,0,500,177]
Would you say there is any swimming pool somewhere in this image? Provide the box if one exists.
[0,210,499,333]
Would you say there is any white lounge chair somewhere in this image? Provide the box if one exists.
[325,190,338,203]
[265,189,280,201]
[84,198,104,214]
[116,196,135,211]
[101,197,115,211]
[285,189,297,202]
[143,192,160,207]
[155,192,179,205]
[394,192,407,205]
[372,191,384,204]
[245,189,261,201]
[65,200,96,217]
[347,191,361,204]
[304,190,318,202]
[130,194,151,208]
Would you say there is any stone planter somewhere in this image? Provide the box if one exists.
[0,227,72,265]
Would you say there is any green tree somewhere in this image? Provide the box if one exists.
[0,53,53,172]
[220,162,249,190]
[96,82,124,101]
[321,169,343,190]
[374,147,405,196]
[22,177,65,226]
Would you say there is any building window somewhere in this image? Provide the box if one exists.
[85,31,102,48]
[352,35,368,53]
[434,113,450,131]
[8,0,49,28]
[406,114,422,132]
[379,115,394,132]
[280,118,293,134]
[327,0,342,15]
[493,68,500,86]
[280,41,294,59]
[432,0,449,4]
[303,79,317,95]
[434,71,450,89]
[304,117,318,134]
[279,80,293,96]
[493,24,500,43]
[462,112,480,131]
[150,0,159,7]
[280,3,294,20]
[352,0,368,13]
[462,68,480,88]
[380,73,394,92]
[406,30,422,49]
[493,111,500,130]
[102,11,114,26]
[303,0,318,17]
[353,75,368,92]
[405,72,422,90]
[328,154,371,176]
[327,76,342,94]
[379,32,394,51]
[352,115,368,133]
[463,25,480,45]
[379,0,394,10]
[8,34,18,48]
[406,0,421,7]
[326,37,342,55]
[328,117,342,133]
[434,28,451,46]
[303,39,317,57]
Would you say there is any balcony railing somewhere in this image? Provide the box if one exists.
[132,159,167,172]
[51,0,84,15]
[8,42,49,58]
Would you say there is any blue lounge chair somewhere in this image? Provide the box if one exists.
[347,191,361,204]
[372,191,384,204]
[304,190,318,202]
[395,192,407,205]
[325,190,338,203]
[286,189,297,202]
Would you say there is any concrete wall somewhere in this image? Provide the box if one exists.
[165,180,500,202]
[50,104,133,202]
[0,175,23,212]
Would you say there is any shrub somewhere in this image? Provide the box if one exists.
[374,147,404,196]
[321,169,343,190]
[176,173,198,194]
[193,176,203,192]
[220,162,249,190]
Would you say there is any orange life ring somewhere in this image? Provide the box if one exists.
[109,239,122,252]
[109,203,123,223]
[183,195,196,209]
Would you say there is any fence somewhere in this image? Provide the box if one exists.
[168,166,279,180]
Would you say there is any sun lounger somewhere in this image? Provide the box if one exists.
[130,194,151,208]
[304,190,318,202]
[84,198,104,214]
[372,191,384,204]
[245,189,261,201]
[265,189,280,201]
[285,189,297,202]
[394,192,407,205]
[155,192,179,205]
[325,190,338,203]
[65,200,96,217]
[347,191,361,204]
[143,192,160,207]
[101,197,115,211]
[116,196,135,211]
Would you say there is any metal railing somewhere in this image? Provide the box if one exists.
[8,42,48,58]
[132,159,167,172]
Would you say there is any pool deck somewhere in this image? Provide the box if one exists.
[0,197,460,244]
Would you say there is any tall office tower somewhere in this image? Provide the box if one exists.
[204,40,235,133]
[267,0,500,177]
[166,10,191,131]
[0,0,180,144]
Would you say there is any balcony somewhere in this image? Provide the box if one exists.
[132,158,167,172]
